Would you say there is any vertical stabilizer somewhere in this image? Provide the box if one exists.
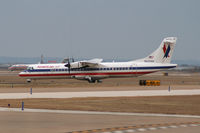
[136,37,177,63]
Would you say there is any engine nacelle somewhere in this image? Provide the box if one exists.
[72,75,108,83]
[73,75,109,80]
[72,75,86,80]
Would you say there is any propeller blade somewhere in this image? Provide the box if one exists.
[68,60,70,74]
[64,60,71,74]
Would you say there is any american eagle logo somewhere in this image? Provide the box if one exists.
[163,43,171,58]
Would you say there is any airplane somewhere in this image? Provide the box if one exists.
[8,54,45,71]
[8,64,30,71]
[19,37,177,83]
[8,55,64,71]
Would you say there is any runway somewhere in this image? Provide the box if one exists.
[0,89,200,99]
[0,107,200,119]
[0,107,199,133]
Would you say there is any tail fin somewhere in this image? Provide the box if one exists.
[136,37,177,64]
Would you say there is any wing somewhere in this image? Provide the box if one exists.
[69,58,103,68]
[80,58,103,67]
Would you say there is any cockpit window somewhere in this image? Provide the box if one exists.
[27,67,34,70]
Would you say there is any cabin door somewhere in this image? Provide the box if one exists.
[131,63,137,77]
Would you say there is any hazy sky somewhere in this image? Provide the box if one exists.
[0,0,199,61]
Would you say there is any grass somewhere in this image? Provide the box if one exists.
[1,70,200,87]
[0,95,200,115]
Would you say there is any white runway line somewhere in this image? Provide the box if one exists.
[0,89,200,99]
[148,127,157,130]
[0,107,200,119]
[158,126,168,129]
[189,124,198,127]
[168,125,178,128]
[125,129,135,132]
[95,124,200,133]
[180,125,188,127]
[137,128,147,132]
[113,131,124,133]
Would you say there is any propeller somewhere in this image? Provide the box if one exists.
[64,57,75,74]
[64,59,71,74]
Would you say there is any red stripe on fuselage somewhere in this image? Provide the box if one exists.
[19,71,154,77]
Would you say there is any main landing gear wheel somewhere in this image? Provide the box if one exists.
[88,79,96,83]
[87,79,102,83]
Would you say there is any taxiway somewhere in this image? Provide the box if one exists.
[0,89,200,99]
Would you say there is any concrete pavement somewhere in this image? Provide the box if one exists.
[0,89,200,99]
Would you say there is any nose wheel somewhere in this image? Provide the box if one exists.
[26,79,31,83]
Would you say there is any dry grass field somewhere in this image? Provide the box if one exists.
[0,70,200,92]
[0,70,200,89]
[0,95,200,115]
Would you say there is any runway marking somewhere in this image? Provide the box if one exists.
[168,125,178,128]
[68,122,200,133]
[113,131,123,133]
[180,124,188,127]
[190,124,198,127]
[124,129,135,132]
[148,127,157,130]
[158,126,167,129]
[137,128,146,131]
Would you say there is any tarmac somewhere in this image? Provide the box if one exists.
[0,89,200,99]
[0,107,199,133]
[1,107,200,119]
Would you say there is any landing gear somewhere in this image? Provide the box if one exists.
[87,78,102,83]
[26,79,31,83]
[88,79,96,83]
[97,80,102,83]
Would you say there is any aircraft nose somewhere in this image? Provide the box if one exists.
[19,71,25,77]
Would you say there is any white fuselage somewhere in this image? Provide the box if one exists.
[19,61,177,80]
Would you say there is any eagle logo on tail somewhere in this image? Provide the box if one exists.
[163,43,171,58]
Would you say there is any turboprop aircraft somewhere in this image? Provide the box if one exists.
[8,64,30,71]
[19,37,177,83]
[8,54,45,71]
